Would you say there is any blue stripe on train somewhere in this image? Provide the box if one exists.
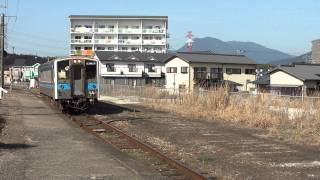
[57,83,71,90]
[87,82,97,90]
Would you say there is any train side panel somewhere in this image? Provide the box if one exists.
[39,61,55,98]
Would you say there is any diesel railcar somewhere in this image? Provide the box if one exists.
[38,57,98,111]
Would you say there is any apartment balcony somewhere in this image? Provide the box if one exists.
[70,28,94,34]
[70,50,94,56]
[142,40,166,45]
[70,39,93,44]
[142,29,165,34]
[94,28,116,34]
[118,39,142,45]
[94,39,117,44]
[118,29,141,34]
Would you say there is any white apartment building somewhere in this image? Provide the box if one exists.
[69,15,169,55]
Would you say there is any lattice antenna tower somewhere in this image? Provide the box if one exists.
[186,31,194,52]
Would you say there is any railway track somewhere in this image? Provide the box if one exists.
[25,88,210,180]
[70,115,209,180]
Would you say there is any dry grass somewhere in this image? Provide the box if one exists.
[103,85,320,146]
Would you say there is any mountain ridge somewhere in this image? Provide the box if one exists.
[177,37,294,64]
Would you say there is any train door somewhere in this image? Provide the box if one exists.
[72,65,85,96]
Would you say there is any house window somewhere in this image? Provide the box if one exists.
[166,67,177,73]
[147,64,155,72]
[106,63,115,72]
[245,69,256,75]
[96,47,105,50]
[98,25,105,28]
[194,67,207,79]
[128,64,137,72]
[121,47,128,51]
[181,67,188,74]
[210,68,223,79]
[226,68,241,74]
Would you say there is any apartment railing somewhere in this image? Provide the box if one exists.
[118,29,141,34]
[94,39,117,44]
[142,40,166,45]
[118,39,142,45]
[70,28,94,33]
[94,28,116,33]
[70,39,93,43]
[142,29,165,34]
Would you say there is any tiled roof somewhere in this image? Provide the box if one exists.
[270,64,320,81]
[170,52,257,65]
[95,51,174,63]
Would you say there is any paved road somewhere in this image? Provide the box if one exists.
[0,90,161,180]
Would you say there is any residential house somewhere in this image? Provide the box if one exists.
[269,64,320,96]
[94,51,173,87]
[164,52,257,91]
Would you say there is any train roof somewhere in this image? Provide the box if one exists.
[40,56,97,66]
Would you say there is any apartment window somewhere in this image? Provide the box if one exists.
[154,47,162,51]
[96,47,105,50]
[143,36,150,40]
[245,69,256,75]
[108,25,114,29]
[128,64,137,72]
[132,26,140,29]
[155,36,162,40]
[194,67,207,79]
[122,36,128,40]
[131,47,139,51]
[155,26,161,29]
[124,25,129,29]
[75,47,81,50]
[147,64,155,72]
[144,26,152,29]
[98,25,106,28]
[106,63,115,72]
[84,36,92,39]
[75,25,82,28]
[166,67,177,73]
[84,47,92,50]
[108,47,114,51]
[226,68,241,74]
[85,25,92,28]
[97,36,105,39]
[75,36,81,39]
[132,36,140,40]
[107,36,113,39]
[210,68,223,79]
[181,67,188,74]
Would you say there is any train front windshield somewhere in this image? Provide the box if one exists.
[85,61,97,80]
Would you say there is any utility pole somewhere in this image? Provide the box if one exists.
[0,13,4,89]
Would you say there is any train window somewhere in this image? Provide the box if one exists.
[86,61,97,79]
[58,61,69,80]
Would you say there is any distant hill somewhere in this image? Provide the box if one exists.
[4,54,48,69]
[269,52,311,65]
[177,37,294,64]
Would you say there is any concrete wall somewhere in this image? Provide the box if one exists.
[270,71,304,86]
[165,57,190,89]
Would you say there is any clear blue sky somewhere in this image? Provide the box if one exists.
[4,0,320,56]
